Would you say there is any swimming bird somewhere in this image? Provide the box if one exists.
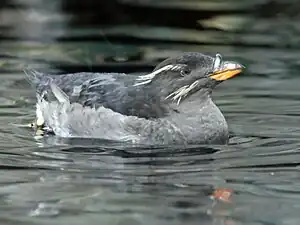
[25,52,244,145]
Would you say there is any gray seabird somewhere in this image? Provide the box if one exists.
[25,52,244,145]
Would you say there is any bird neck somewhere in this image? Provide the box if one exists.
[166,93,229,144]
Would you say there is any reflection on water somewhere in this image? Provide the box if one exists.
[1,0,300,224]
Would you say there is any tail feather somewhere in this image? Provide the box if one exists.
[23,68,44,85]
[24,68,70,104]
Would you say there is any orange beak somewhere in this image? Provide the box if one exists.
[210,61,244,81]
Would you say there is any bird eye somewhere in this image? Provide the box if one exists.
[180,67,191,76]
[213,53,222,72]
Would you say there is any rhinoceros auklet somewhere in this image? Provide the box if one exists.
[25,52,244,145]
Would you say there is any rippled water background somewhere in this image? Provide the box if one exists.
[1,0,300,224]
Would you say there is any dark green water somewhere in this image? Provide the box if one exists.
[1,0,300,224]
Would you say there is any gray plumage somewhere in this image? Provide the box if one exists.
[25,52,244,145]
